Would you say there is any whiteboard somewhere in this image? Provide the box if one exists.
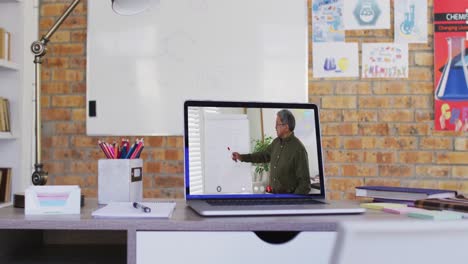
[86,0,308,135]
[203,114,252,194]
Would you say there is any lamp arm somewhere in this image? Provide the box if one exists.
[31,0,81,57]
[44,0,81,43]
[30,0,81,186]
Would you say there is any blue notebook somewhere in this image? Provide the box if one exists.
[356,186,457,201]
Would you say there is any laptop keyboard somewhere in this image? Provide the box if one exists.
[206,199,326,206]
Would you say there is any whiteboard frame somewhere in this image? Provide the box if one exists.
[86,0,308,136]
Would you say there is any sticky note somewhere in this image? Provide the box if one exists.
[360,203,407,210]
[382,207,426,215]
[408,210,462,221]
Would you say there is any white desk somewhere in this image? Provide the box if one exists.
[0,199,417,264]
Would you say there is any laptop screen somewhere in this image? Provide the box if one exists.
[184,101,325,199]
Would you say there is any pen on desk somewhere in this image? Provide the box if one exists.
[133,202,151,213]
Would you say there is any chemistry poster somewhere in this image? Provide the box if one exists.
[312,0,344,42]
[361,43,408,79]
[434,0,468,131]
[394,0,428,43]
[312,42,359,78]
[343,0,390,30]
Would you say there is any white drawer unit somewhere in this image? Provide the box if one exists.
[136,231,336,264]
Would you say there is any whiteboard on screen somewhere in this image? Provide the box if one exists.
[203,114,251,194]
[86,0,308,136]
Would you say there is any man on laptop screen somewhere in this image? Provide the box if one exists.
[231,109,311,195]
[184,101,364,216]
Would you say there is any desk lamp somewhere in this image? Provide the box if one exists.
[30,0,155,185]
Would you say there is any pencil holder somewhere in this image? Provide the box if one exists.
[98,159,143,204]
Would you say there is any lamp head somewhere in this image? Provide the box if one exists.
[111,0,155,15]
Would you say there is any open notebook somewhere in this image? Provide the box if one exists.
[92,202,176,218]
[183,100,364,216]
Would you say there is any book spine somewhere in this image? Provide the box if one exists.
[372,198,415,206]
[4,98,10,132]
[0,27,4,60]
[0,98,4,132]
[415,200,468,213]
[4,169,11,202]
[5,31,10,61]
[0,169,6,203]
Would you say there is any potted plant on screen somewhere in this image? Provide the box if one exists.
[252,135,273,186]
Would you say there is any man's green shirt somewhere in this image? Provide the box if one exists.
[240,133,311,195]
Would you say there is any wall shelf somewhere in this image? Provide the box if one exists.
[0,59,19,71]
[0,202,12,209]
[0,132,15,140]
[0,0,36,204]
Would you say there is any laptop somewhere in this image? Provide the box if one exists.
[184,100,365,216]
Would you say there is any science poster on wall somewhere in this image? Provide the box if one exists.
[394,0,428,43]
[343,0,390,30]
[312,42,359,78]
[361,43,408,79]
[434,0,468,131]
[312,0,344,42]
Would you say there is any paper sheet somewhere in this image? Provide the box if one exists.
[361,43,409,78]
[344,0,391,30]
[312,42,359,78]
[92,202,176,218]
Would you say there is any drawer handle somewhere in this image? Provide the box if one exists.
[254,231,300,244]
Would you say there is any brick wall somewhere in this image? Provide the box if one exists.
[39,0,468,200]
[39,0,184,198]
[310,0,468,200]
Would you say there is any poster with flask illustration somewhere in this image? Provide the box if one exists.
[312,42,359,78]
[394,0,428,43]
[434,0,468,131]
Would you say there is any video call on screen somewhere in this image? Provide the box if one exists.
[186,106,321,196]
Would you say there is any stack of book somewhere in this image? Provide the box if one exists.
[355,186,457,205]
[0,27,11,61]
[359,202,464,220]
[414,196,468,213]
[0,168,11,203]
[0,97,10,132]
